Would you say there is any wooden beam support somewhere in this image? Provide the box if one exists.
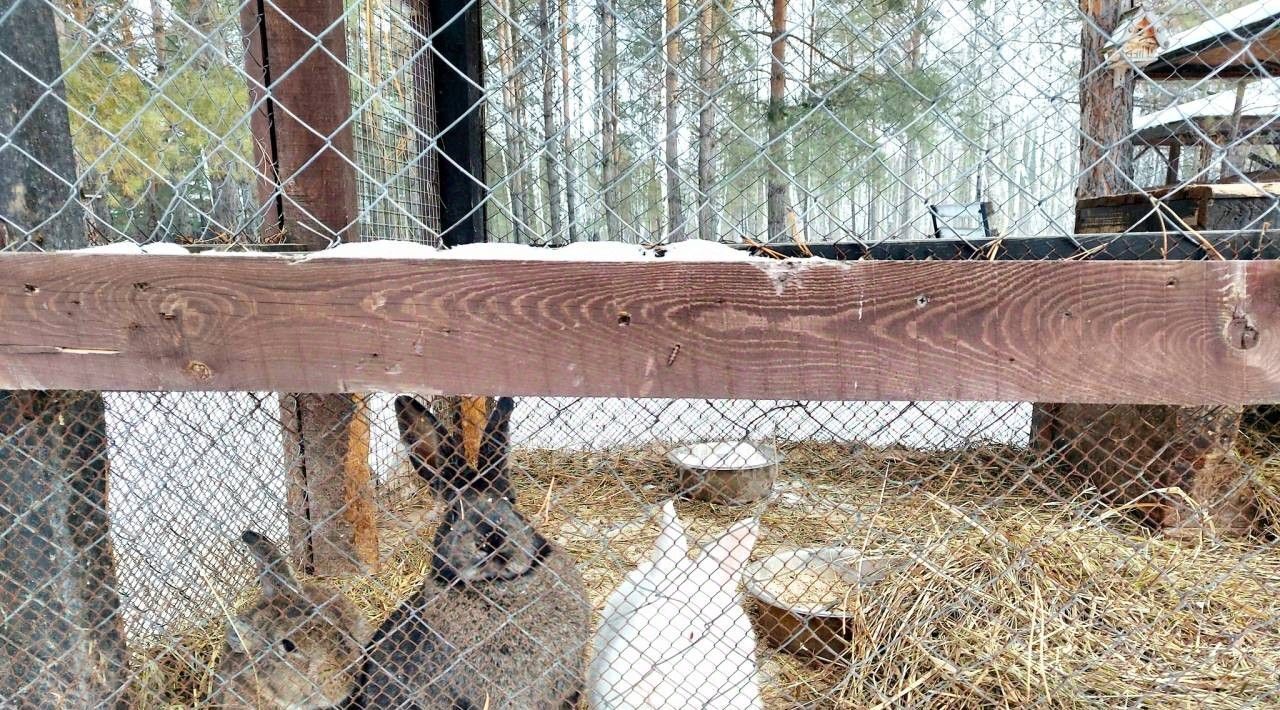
[1,255,1279,405]
[240,0,377,576]
[0,3,127,703]
[427,0,488,245]
[241,0,360,247]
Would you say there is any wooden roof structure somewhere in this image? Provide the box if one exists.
[1132,78,1280,145]
[1142,0,1280,80]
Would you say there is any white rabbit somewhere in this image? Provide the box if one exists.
[589,500,762,710]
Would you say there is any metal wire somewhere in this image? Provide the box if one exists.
[2,0,1280,707]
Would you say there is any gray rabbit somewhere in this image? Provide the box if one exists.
[209,530,369,709]
[360,396,590,709]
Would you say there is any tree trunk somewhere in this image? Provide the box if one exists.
[150,0,167,73]
[0,5,126,703]
[496,0,532,243]
[897,4,924,239]
[560,0,580,242]
[663,0,684,241]
[1075,0,1134,201]
[765,0,789,242]
[695,0,729,242]
[598,0,621,242]
[540,0,564,242]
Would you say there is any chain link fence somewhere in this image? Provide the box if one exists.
[3,0,1280,707]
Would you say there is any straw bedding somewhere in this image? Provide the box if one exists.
[133,442,1280,708]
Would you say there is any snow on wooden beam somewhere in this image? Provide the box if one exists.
[1,254,1278,404]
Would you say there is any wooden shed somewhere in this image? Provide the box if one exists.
[1141,0,1280,80]
[1133,80,1280,184]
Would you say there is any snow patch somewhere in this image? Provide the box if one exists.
[551,241,650,261]
[658,239,764,262]
[304,240,439,260]
[1165,0,1280,53]
[433,242,550,260]
[70,242,190,255]
[1135,78,1280,130]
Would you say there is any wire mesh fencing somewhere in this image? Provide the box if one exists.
[3,392,1280,707]
[3,0,1280,707]
[1,0,1276,252]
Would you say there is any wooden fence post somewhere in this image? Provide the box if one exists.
[241,0,378,574]
[1035,0,1255,534]
[0,2,127,703]
[425,0,488,246]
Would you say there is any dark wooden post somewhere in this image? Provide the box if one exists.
[426,0,488,245]
[0,2,127,703]
[1035,0,1254,535]
[241,0,379,574]
[407,1,490,456]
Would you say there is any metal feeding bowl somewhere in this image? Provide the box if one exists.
[667,441,782,505]
[744,547,902,665]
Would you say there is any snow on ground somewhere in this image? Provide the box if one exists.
[104,392,1028,638]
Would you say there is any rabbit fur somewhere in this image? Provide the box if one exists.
[209,530,369,709]
[588,500,762,710]
[360,396,590,709]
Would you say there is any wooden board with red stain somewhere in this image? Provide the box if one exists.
[2,254,1279,404]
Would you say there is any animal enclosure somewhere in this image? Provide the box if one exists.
[4,0,1280,708]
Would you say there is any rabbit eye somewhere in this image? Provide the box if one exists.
[280,638,297,653]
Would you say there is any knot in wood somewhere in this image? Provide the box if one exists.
[184,360,214,381]
[1227,311,1259,350]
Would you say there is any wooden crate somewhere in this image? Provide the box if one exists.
[1076,182,1280,238]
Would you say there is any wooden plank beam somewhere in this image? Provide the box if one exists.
[2,255,1279,405]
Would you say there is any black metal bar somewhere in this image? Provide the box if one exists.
[739,231,1280,261]
[430,0,488,246]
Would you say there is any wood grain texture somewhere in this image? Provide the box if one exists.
[3,255,1280,404]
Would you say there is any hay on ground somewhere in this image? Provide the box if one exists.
[132,442,1280,708]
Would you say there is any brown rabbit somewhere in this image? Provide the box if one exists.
[360,396,590,709]
[208,530,369,709]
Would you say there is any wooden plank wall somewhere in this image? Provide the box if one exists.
[1,255,1278,405]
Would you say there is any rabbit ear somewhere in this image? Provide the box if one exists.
[476,397,515,497]
[396,395,466,486]
[702,519,758,579]
[649,500,688,566]
[477,397,513,472]
[241,530,298,599]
